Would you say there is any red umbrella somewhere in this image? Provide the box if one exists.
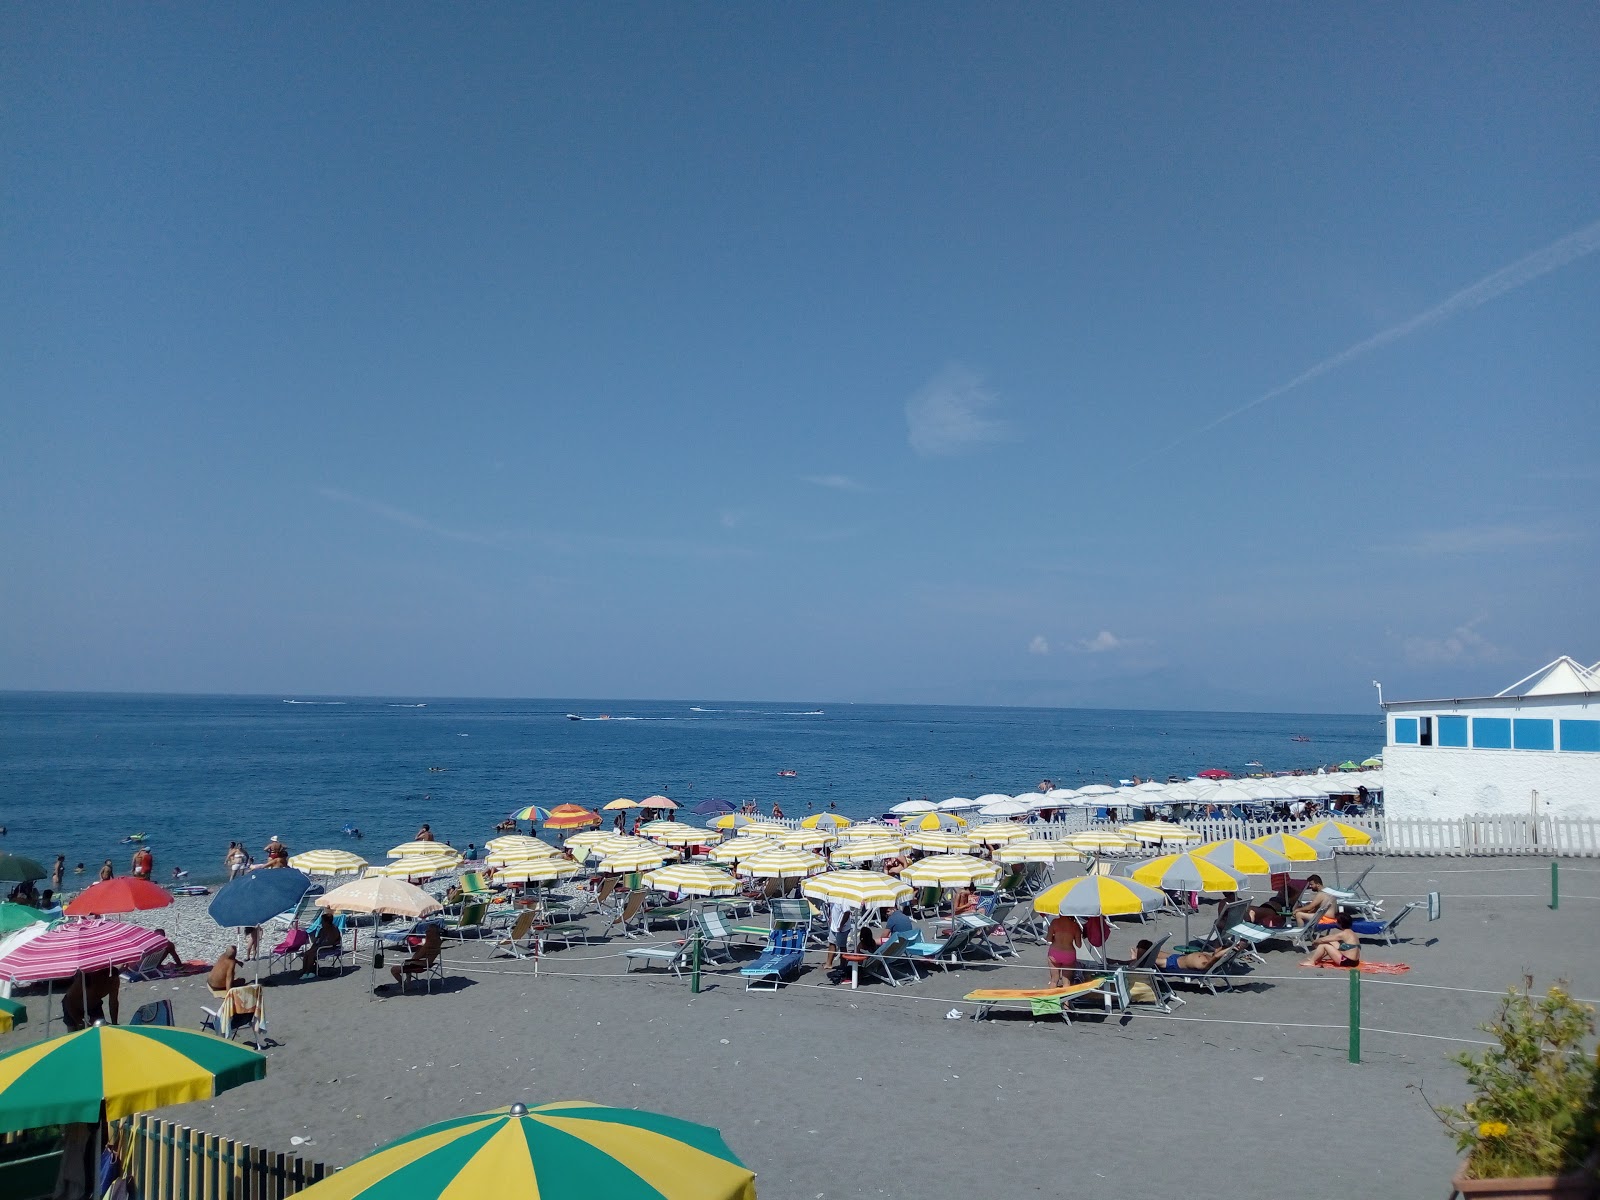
[0,920,166,984]
[1197,769,1233,780]
[544,804,601,831]
[63,877,174,917]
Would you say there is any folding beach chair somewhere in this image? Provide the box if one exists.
[854,933,922,987]
[733,897,809,944]
[1155,943,1243,994]
[266,926,312,976]
[904,924,978,971]
[739,927,807,991]
[272,889,325,928]
[911,886,943,918]
[119,946,176,984]
[624,938,695,977]
[696,909,737,965]
[604,891,648,939]
[1122,935,1182,1013]
[491,912,538,960]
[439,900,491,941]
[1353,901,1423,945]
[129,999,173,1027]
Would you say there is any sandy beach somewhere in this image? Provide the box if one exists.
[7,855,1596,1199]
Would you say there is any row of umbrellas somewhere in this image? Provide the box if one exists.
[886,771,1384,817]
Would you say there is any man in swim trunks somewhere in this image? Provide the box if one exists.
[131,845,153,879]
[1292,875,1337,927]
[1046,914,1082,986]
[1301,912,1361,968]
[1162,946,1230,973]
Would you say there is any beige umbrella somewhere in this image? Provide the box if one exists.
[316,876,442,919]
[601,797,638,811]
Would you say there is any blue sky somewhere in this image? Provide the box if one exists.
[2,6,1596,712]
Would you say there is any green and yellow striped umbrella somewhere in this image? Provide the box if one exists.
[1031,875,1166,918]
[1300,820,1373,847]
[899,855,1001,888]
[1193,839,1293,876]
[288,849,370,876]
[0,998,25,1035]
[294,1102,755,1200]
[0,1025,265,1133]
[1251,832,1330,862]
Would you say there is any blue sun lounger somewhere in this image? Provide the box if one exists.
[739,927,806,991]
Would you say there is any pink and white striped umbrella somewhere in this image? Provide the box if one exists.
[0,920,167,983]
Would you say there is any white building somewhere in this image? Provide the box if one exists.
[1379,656,1600,819]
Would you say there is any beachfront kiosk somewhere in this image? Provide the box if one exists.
[1379,656,1600,820]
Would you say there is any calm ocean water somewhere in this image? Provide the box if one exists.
[0,693,1381,884]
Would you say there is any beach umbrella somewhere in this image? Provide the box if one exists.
[1129,851,1248,941]
[0,920,166,984]
[888,800,936,815]
[0,905,51,936]
[800,812,851,830]
[978,799,1031,818]
[1250,832,1331,862]
[732,823,787,838]
[939,797,986,812]
[900,855,1000,889]
[1276,780,1325,801]
[1360,756,1383,768]
[596,847,674,874]
[1193,839,1293,877]
[829,839,909,864]
[1118,821,1201,845]
[208,868,313,929]
[705,837,776,865]
[288,1101,756,1200]
[694,799,737,816]
[903,829,978,854]
[773,829,837,850]
[62,877,173,917]
[803,870,913,909]
[544,805,601,831]
[1032,875,1165,919]
[836,822,898,839]
[288,849,370,876]
[641,864,738,898]
[485,836,559,855]
[968,823,1030,846]
[910,813,968,831]
[0,924,53,968]
[509,805,553,822]
[1075,784,1118,796]
[995,841,1084,865]
[639,795,678,811]
[601,798,638,811]
[1062,831,1140,852]
[735,849,827,881]
[0,855,48,883]
[1301,820,1374,847]
[1339,761,1360,771]
[0,1025,266,1133]
[316,877,442,920]
[0,998,24,1035]
[484,849,567,869]
[638,822,706,846]
[1160,784,1204,802]
[496,860,582,886]
[564,830,619,853]
[706,813,756,831]
[365,854,459,880]
[388,841,463,861]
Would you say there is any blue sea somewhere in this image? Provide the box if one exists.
[0,693,1381,884]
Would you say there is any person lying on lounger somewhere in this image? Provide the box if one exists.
[1161,947,1229,972]
[1301,912,1361,968]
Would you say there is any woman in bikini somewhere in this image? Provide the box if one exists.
[1301,912,1361,968]
[1045,914,1082,986]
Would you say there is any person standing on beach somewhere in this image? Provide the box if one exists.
[131,845,153,879]
[51,855,65,893]
[771,802,785,819]
[98,859,114,882]
[1046,914,1082,986]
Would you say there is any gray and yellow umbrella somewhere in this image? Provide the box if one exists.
[293,1102,756,1200]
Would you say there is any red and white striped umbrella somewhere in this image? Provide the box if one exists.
[0,920,167,984]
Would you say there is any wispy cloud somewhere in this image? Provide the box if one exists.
[1401,615,1502,665]
[1156,216,1600,456]
[1027,635,1050,656]
[318,487,496,546]
[1386,523,1580,556]
[906,365,1011,457]
[1074,630,1129,654]
[800,474,870,493]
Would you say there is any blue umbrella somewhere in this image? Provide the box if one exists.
[694,798,736,815]
[208,868,312,929]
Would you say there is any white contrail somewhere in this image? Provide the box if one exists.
[1157,217,1600,455]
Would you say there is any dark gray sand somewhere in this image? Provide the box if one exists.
[11,856,1597,1199]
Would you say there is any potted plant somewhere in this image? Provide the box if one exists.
[1433,977,1599,1198]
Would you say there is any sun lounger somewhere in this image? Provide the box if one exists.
[492,912,538,960]
[904,925,978,971]
[1352,901,1422,945]
[129,998,173,1027]
[624,938,695,976]
[1155,943,1243,993]
[739,927,807,991]
[696,910,737,965]
[271,889,325,928]
[438,900,491,941]
[604,891,648,939]
[733,897,809,944]
[965,972,1123,1023]
[642,900,693,932]
[1120,935,1182,1013]
[849,933,922,987]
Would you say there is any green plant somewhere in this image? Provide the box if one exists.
[1437,977,1599,1179]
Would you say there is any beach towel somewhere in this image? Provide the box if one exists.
[1305,961,1411,975]
[1030,996,1063,1016]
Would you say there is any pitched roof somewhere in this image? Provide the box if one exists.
[1495,656,1600,698]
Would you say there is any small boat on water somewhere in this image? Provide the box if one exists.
[777,769,797,778]
[1290,735,1312,743]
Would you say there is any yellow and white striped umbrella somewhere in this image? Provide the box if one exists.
[996,841,1085,865]
[571,834,649,858]
[564,830,621,853]
[388,841,462,861]
[365,853,459,879]
[1193,839,1293,876]
[640,863,739,897]
[1119,821,1202,844]
[597,846,674,874]
[1130,852,1246,894]
[706,813,759,831]
[1062,831,1141,852]
[705,837,776,864]
[638,822,708,847]
[496,859,582,885]
[734,848,828,880]
[830,839,909,863]
[1300,820,1373,847]
[968,823,1031,845]
[837,823,899,839]
[287,849,369,876]
[733,823,788,839]
[910,813,968,830]
[484,836,561,856]
[774,828,837,850]
[1032,874,1166,917]
[484,848,568,869]
[1250,832,1330,862]
[903,829,979,854]
[803,869,913,909]
[900,855,1001,888]
[800,813,852,830]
